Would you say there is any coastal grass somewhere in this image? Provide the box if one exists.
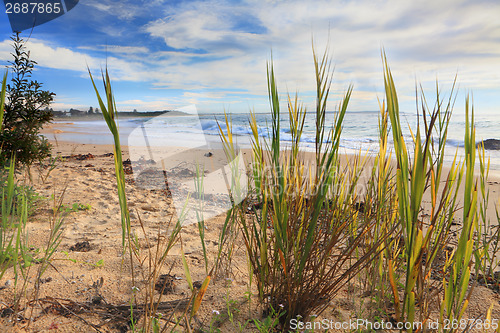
[383,54,464,329]
[358,55,500,333]
[51,50,500,333]
[0,47,496,332]
[440,97,478,329]
[0,71,33,313]
[212,51,496,332]
[474,143,500,289]
[356,100,400,319]
[218,48,392,330]
[89,68,132,252]
[0,70,67,325]
[0,71,6,128]
[90,68,213,332]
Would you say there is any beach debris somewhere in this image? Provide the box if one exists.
[84,164,94,167]
[90,277,105,305]
[155,274,177,294]
[69,241,91,252]
[141,205,159,212]
[121,159,133,174]
[40,277,53,284]
[91,295,103,305]
[48,322,59,330]
[0,307,14,317]
[62,153,95,160]
[75,153,94,160]
[204,152,213,157]
[245,199,268,214]
[471,272,500,292]
[123,166,133,175]
[0,280,13,290]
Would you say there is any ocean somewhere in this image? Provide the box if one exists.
[50,110,500,170]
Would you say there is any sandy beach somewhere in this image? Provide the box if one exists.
[0,140,256,332]
[1,121,500,332]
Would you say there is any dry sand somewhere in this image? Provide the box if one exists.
[0,141,256,332]
[1,123,500,332]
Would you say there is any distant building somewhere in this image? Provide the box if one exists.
[69,108,86,116]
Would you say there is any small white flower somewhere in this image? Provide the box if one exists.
[278,304,284,308]
[212,309,220,315]
[131,286,140,292]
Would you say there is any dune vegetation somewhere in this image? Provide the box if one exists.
[1,46,500,332]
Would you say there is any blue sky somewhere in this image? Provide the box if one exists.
[0,0,499,114]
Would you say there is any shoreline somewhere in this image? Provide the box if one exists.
[41,118,500,171]
[47,139,500,224]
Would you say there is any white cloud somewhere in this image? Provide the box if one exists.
[2,0,499,113]
[78,45,150,55]
[83,0,144,21]
[0,38,153,83]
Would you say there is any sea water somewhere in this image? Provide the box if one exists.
[50,110,500,170]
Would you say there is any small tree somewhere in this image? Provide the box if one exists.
[0,32,55,165]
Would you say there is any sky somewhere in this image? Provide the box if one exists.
[0,0,499,114]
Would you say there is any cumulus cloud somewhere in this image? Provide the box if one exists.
[83,0,145,21]
[1,0,498,112]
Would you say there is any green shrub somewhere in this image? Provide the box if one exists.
[0,32,55,166]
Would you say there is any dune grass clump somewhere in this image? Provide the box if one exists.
[381,55,469,331]
[0,72,32,310]
[218,49,391,330]
[1,70,65,323]
[215,50,497,332]
[346,56,494,332]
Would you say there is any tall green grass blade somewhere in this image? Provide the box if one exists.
[0,158,17,281]
[0,71,7,130]
[88,68,131,251]
[181,240,194,292]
